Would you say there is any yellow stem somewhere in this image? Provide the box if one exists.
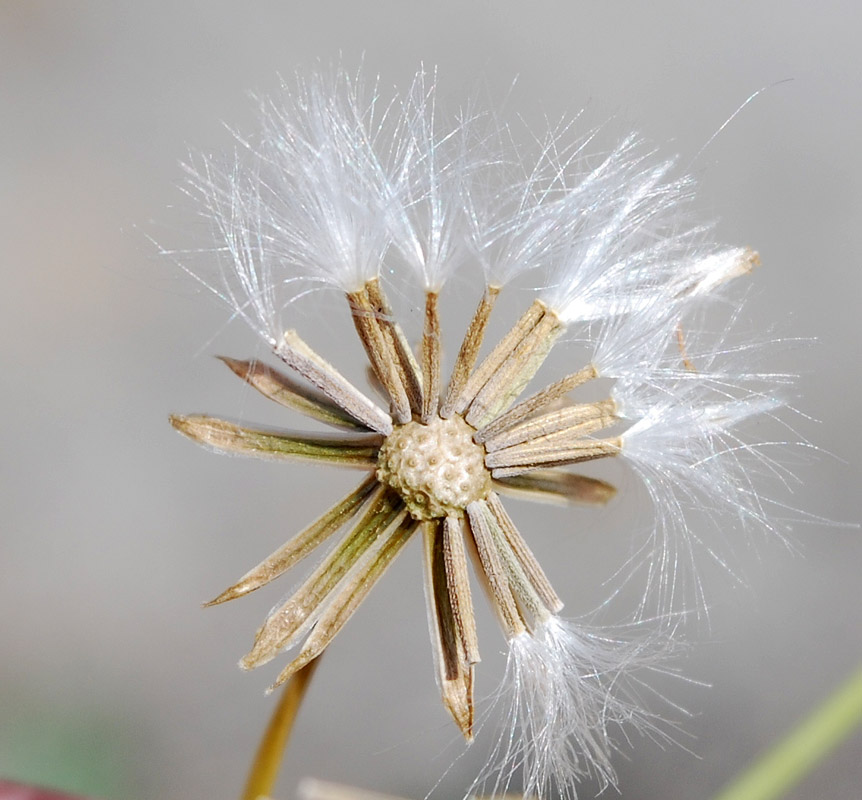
[241,656,321,800]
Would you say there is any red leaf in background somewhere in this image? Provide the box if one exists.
[0,782,89,800]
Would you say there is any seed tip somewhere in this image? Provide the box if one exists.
[203,587,237,607]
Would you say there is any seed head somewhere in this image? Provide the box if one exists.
[169,65,798,798]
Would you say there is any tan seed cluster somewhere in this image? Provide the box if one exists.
[376,416,491,520]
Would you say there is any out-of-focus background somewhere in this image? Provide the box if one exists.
[1,3,860,799]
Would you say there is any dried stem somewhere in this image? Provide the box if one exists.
[241,656,320,800]
[710,664,862,800]
[440,286,500,418]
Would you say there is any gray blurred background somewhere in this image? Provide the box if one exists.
[1,3,860,799]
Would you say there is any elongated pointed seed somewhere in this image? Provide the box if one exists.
[241,489,405,670]
[420,291,441,423]
[488,438,622,478]
[205,475,379,607]
[466,501,526,639]
[169,415,381,467]
[492,469,617,507]
[347,287,412,424]
[487,422,620,464]
[422,520,475,740]
[443,516,480,665]
[474,364,598,443]
[271,516,418,690]
[486,492,562,614]
[483,398,617,453]
[447,298,544,417]
[365,278,424,414]
[440,286,500,418]
[465,309,565,429]
[276,330,393,435]
[218,356,369,431]
[475,499,553,628]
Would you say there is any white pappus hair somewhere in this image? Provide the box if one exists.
[183,66,407,344]
[614,375,791,617]
[382,67,480,292]
[536,136,694,324]
[472,616,681,800]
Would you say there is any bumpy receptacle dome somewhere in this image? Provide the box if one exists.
[377,416,491,519]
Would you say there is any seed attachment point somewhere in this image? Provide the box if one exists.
[377,416,491,520]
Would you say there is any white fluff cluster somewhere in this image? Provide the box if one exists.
[184,69,736,336]
[461,119,598,290]
[537,137,691,324]
[472,616,680,800]
[185,66,491,340]
[186,68,404,341]
[616,383,788,615]
[383,68,479,291]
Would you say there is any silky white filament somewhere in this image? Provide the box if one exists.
[537,138,693,324]
[184,66,404,343]
[472,616,678,800]
[617,385,788,616]
[383,68,477,292]
[463,119,597,290]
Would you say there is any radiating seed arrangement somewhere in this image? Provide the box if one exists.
[171,282,628,734]
[170,67,790,798]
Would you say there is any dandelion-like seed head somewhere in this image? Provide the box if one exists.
[169,66,794,798]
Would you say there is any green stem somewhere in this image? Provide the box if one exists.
[712,665,862,800]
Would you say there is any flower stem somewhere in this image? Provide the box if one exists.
[711,665,862,800]
[241,656,321,800]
